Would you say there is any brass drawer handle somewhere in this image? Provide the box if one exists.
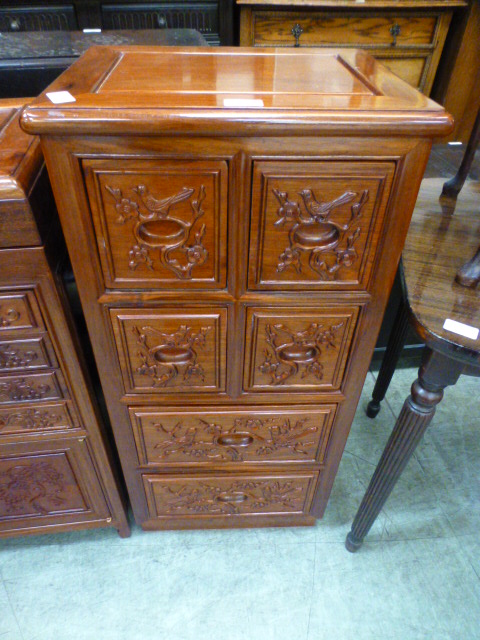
[216,433,254,448]
[9,17,21,31]
[216,491,249,504]
[389,23,401,46]
[291,23,304,47]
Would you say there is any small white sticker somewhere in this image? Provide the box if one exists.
[223,98,264,108]
[83,28,102,33]
[443,318,479,340]
[46,91,76,104]
[355,0,366,4]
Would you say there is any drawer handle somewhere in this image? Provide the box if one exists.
[157,15,166,28]
[291,23,304,47]
[389,23,401,46]
[216,491,249,504]
[216,433,254,448]
[9,18,21,31]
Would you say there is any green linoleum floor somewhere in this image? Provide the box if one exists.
[1,366,479,640]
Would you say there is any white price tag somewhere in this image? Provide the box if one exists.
[443,318,479,340]
[46,91,76,104]
[223,98,264,108]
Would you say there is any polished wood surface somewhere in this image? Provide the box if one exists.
[237,0,463,94]
[22,47,452,530]
[0,102,129,538]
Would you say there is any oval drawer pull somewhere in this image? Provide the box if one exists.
[216,433,254,448]
[291,23,304,47]
[389,23,401,46]
[216,491,249,504]
[9,18,21,31]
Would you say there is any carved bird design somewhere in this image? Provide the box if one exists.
[133,185,195,217]
[299,189,357,220]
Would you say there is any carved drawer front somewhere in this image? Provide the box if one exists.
[130,405,337,467]
[0,438,110,528]
[0,6,77,33]
[249,160,395,291]
[0,291,44,333]
[110,307,227,394]
[143,472,317,520]
[0,401,78,437]
[83,158,228,290]
[251,13,437,48]
[0,337,56,372]
[0,372,64,405]
[244,305,359,393]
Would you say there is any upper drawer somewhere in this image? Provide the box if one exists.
[249,161,395,292]
[83,158,228,291]
[252,12,438,48]
[0,6,77,32]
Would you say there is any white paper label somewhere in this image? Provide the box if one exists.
[83,28,102,33]
[223,98,264,108]
[46,91,76,104]
[443,318,479,340]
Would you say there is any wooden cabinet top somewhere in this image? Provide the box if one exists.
[21,46,453,137]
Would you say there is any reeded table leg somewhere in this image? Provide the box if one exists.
[346,348,464,552]
[367,299,409,418]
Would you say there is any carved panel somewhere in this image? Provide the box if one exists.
[130,405,336,466]
[144,473,316,518]
[110,307,227,394]
[0,372,63,404]
[0,452,87,519]
[0,291,44,332]
[0,402,76,436]
[244,306,360,392]
[83,158,228,289]
[0,337,55,372]
[249,161,395,290]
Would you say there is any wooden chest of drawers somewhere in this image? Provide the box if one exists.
[22,47,452,529]
[238,0,466,94]
[0,100,129,538]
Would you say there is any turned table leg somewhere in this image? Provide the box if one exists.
[441,107,480,200]
[367,298,409,418]
[346,348,464,552]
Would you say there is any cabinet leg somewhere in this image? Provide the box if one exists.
[441,107,480,200]
[347,348,463,552]
[367,298,409,418]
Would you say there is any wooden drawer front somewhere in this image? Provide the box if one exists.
[244,306,359,393]
[249,161,395,291]
[84,159,228,290]
[0,401,78,437]
[378,54,429,89]
[110,307,227,394]
[130,405,336,467]
[0,6,77,33]
[144,472,317,519]
[0,438,109,526]
[252,12,437,48]
[0,371,64,405]
[0,290,44,333]
[0,337,56,372]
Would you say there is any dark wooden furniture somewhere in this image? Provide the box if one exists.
[0,99,129,538]
[0,0,234,45]
[346,170,480,551]
[22,47,451,530]
[0,29,208,99]
[238,0,465,94]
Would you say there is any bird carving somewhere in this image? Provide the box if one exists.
[299,189,357,220]
[133,185,195,218]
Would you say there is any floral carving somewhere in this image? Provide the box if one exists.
[0,306,20,328]
[0,408,61,432]
[0,344,38,369]
[133,324,211,387]
[273,187,369,280]
[0,461,66,516]
[150,416,319,462]
[105,183,208,279]
[0,378,51,402]
[159,479,305,515]
[259,321,344,385]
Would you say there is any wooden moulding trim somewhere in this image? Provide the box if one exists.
[236,0,467,6]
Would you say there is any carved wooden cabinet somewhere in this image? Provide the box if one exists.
[238,0,466,94]
[0,99,129,538]
[22,47,452,529]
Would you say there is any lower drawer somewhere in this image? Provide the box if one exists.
[143,472,318,522]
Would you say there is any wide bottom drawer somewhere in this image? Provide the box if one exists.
[143,471,318,527]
